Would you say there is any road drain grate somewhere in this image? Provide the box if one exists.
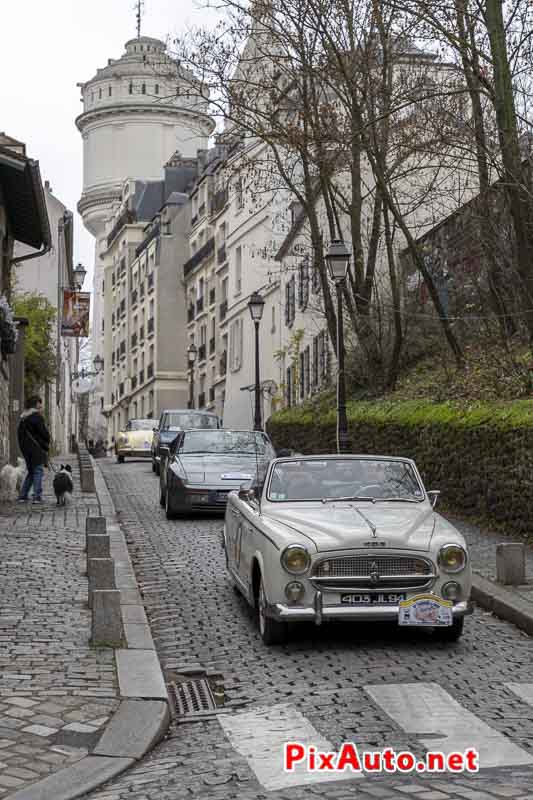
[168,679,217,718]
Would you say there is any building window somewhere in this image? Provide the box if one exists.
[271,305,276,333]
[298,258,310,310]
[312,262,321,294]
[108,86,112,96]
[155,84,159,94]
[286,367,292,407]
[285,275,296,327]
[229,318,243,371]
[129,82,133,94]
[235,177,244,210]
[235,247,242,295]
[142,83,146,94]
[304,346,310,396]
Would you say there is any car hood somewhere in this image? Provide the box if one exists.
[262,502,435,552]
[178,454,269,484]
[119,430,153,445]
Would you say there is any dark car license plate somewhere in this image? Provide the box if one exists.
[208,491,228,504]
[340,593,406,605]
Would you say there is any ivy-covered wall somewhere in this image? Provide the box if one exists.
[266,400,533,537]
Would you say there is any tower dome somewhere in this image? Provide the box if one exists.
[76,35,214,236]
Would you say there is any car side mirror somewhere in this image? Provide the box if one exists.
[428,490,440,509]
[238,484,256,502]
[276,448,291,458]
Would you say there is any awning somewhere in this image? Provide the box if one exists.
[0,145,51,251]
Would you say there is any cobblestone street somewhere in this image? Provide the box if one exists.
[83,459,533,800]
[0,457,119,796]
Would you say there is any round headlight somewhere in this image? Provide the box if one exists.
[439,544,467,574]
[442,581,462,601]
[285,581,305,603]
[281,545,311,575]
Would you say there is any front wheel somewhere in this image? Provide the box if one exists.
[159,482,165,507]
[434,617,464,642]
[258,576,288,645]
[155,460,160,476]
[152,459,156,473]
[165,487,176,520]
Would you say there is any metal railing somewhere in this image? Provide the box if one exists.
[183,237,215,276]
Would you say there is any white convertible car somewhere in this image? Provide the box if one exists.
[223,454,472,645]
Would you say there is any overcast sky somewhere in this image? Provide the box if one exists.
[1,0,210,289]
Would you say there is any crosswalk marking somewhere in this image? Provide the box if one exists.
[365,682,533,769]
[218,702,358,790]
[505,683,533,706]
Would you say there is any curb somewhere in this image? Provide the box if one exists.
[472,573,533,637]
[8,457,169,800]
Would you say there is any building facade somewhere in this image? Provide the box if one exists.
[76,35,214,438]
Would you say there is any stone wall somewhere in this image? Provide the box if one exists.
[266,400,533,538]
[0,363,10,469]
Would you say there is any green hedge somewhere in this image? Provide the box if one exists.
[266,400,533,537]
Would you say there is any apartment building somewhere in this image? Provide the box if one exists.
[102,154,197,439]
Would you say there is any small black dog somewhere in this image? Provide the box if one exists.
[53,464,73,506]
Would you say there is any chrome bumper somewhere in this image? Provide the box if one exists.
[268,592,473,625]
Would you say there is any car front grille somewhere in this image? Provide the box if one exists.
[312,554,434,590]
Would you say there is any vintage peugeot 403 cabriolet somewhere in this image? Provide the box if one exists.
[223,454,472,645]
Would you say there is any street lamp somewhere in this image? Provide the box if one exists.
[325,239,351,454]
[248,291,265,431]
[187,343,197,409]
[73,263,87,291]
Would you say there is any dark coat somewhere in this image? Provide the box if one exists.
[17,409,50,467]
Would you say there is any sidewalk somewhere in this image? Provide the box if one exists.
[447,513,533,632]
[0,456,120,796]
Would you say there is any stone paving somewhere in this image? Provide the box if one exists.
[85,459,533,800]
[0,456,119,796]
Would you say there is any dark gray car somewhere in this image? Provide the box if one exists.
[160,429,276,518]
[151,409,221,475]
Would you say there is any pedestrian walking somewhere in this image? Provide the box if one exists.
[17,395,50,504]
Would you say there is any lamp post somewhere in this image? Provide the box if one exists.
[73,263,87,291]
[187,343,197,409]
[325,239,351,454]
[248,291,265,431]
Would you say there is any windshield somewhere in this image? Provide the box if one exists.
[126,419,153,431]
[267,458,424,502]
[179,430,274,457]
[165,413,218,431]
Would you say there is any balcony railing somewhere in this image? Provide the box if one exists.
[147,363,154,379]
[198,344,206,362]
[196,296,204,315]
[209,386,215,403]
[219,299,228,321]
[147,317,154,335]
[187,304,195,323]
[209,287,215,306]
[219,350,227,376]
[183,237,215,276]
[217,244,226,265]
[147,272,154,291]
[131,333,137,349]
[198,392,206,408]
[131,289,138,306]
[209,336,215,355]
[139,369,144,385]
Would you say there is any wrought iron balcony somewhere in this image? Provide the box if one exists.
[183,237,215,276]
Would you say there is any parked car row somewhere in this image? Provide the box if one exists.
[114,412,473,647]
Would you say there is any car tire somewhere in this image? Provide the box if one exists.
[258,576,288,646]
[165,487,177,520]
[159,483,165,507]
[155,461,160,476]
[434,617,464,642]
[152,460,156,473]
[116,455,125,464]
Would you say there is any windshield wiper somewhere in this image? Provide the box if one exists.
[373,497,421,503]
[321,495,376,504]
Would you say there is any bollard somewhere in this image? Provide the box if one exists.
[91,589,123,647]
[88,557,116,608]
[496,543,526,585]
[87,533,111,560]
[86,516,107,535]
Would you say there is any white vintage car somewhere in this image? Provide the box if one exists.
[223,454,472,645]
